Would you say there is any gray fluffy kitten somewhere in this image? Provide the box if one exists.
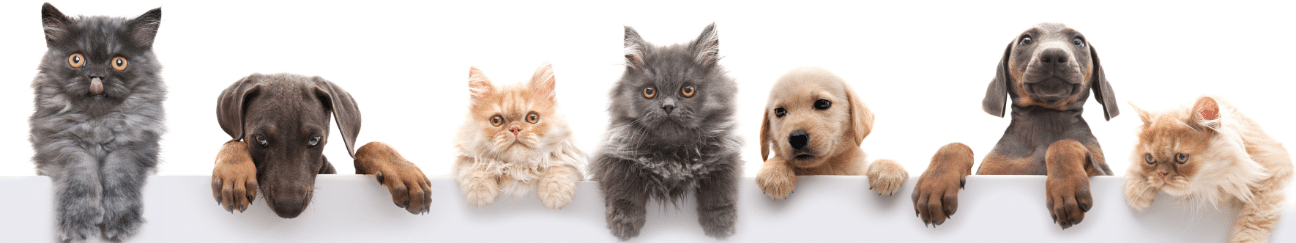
[590,23,742,240]
[30,3,165,241]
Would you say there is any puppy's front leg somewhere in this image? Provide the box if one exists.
[212,141,258,213]
[354,142,431,214]
[912,143,974,227]
[38,142,103,241]
[697,159,739,239]
[1044,139,1094,229]
[537,165,580,210]
[865,159,908,196]
[756,156,796,200]
[100,141,159,240]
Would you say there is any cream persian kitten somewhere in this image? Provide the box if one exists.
[453,63,585,209]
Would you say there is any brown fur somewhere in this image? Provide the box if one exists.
[1124,96,1293,243]
[355,142,431,214]
[914,23,1118,229]
[212,141,258,213]
[912,143,974,226]
[756,67,907,200]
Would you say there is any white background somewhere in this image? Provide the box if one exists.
[0,0,1292,196]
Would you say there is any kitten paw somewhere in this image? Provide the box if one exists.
[537,166,579,210]
[606,199,646,241]
[1123,175,1156,211]
[867,159,909,196]
[698,204,737,239]
[462,177,501,207]
[101,203,143,240]
[1046,173,1093,229]
[756,162,797,200]
[212,141,258,213]
[57,201,103,241]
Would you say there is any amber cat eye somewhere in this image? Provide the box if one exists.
[1144,154,1155,164]
[68,53,84,68]
[112,57,128,71]
[1175,153,1189,164]
[526,112,541,124]
[643,86,657,99]
[489,115,504,127]
[681,85,696,98]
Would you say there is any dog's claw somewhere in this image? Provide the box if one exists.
[376,172,385,184]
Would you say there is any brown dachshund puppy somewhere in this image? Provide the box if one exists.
[757,67,909,200]
[912,23,1118,229]
[210,73,431,218]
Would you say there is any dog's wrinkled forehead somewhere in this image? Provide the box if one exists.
[1014,23,1089,58]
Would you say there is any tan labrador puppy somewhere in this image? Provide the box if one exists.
[757,67,908,200]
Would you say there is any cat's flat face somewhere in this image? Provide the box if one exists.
[1132,109,1211,195]
[39,4,161,114]
[613,24,736,142]
[467,65,558,159]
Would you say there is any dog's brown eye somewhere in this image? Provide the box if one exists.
[1175,153,1189,164]
[526,112,540,124]
[254,135,267,147]
[308,136,321,147]
[680,85,696,98]
[68,53,84,68]
[643,86,656,99]
[1019,36,1033,46]
[112,57,128,71]
[814,99,831,110]
[773,108,786,118]
[1144,154,1155,164]
[489,115,504,127]
[1072,37,1085,47]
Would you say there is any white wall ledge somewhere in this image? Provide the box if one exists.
[1,175,1291,242]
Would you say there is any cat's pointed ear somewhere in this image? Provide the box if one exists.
[1128,101,1151,125]
[41,3,71,47]
[624,26,646,69]
[1192,96,1221,130]
[982,42,1013,118]
[127,7,162,48]
[217,74,264,142]
[1089,45,1119,120]
[311,76,362,158]
[468,67,494,101]
[691,23,720,68]
[530,62,557,101]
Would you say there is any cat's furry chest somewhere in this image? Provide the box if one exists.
[31,91,164,154]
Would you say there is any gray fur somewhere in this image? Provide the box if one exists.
[31,3,164,241]
[590,23,742,240]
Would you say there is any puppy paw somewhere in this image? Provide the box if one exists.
[461,176,501,207]
[1046,173,1093,229]
[56,200,103,241]
[866,159,909,196]
[756,162,797,200]
[212,141,258,213]
[538,165,580,210]
[698,204,737,239]
[1123,175,1157,212]
[912,143,973,227]
[356,142,432,214]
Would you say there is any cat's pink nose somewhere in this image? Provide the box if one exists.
[510,126,521,135]
[1157,172,1168,178]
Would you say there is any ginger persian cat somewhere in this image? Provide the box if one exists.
[1125,96,1293,243]
[453,63,585,209]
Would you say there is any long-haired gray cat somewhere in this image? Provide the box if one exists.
[590,23,742,240]
[30,3,165,241]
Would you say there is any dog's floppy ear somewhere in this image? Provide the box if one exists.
[760,106,772,161]
[310,77,362,158]
[845,86,875,146]
[1088,45,1119,120]
[982,42,1013,118]
[216,74,263,142]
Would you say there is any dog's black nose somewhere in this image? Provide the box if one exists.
[1039,48,1069,66]
[788,130,809,149]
